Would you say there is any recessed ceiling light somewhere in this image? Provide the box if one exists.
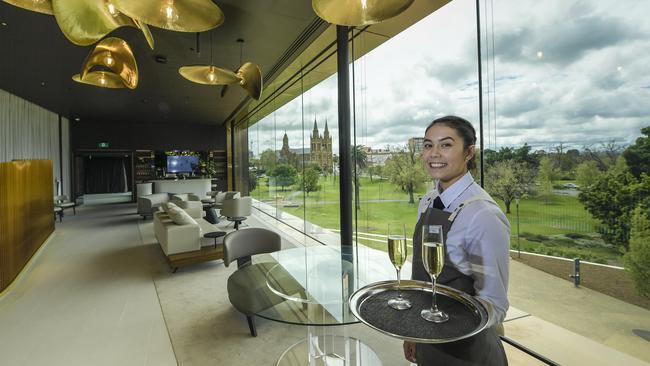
[40,81,46,87]
[74,117,81,121]
[1,22,7,27]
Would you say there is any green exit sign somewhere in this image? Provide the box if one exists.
[98,142,109,148]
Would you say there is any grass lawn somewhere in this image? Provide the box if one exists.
[251,175,621,264]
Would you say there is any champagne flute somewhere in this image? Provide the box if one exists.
[387,223,411,310]
[420,224,449,323]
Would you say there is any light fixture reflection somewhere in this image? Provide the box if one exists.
[106,1,119,16]
[161,0,179,26]
[104,52,114,67]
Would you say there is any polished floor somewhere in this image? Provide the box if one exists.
[1,203,648,366]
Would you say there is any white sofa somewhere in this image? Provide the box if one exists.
[153,201,219,256]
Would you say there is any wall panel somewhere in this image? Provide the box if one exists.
[0,89,69,197]
[0,159,54,293]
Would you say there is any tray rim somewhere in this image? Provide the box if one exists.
[349,279,492,344]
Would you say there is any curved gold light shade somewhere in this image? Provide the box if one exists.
[112,0,224,32]
[237,62,263,100]
[52,0,139,46]
[72,71,126,89]
[312,0,414,26]
[179,65,240,86]
[73,37,138,89]
[4,0,54,15]
[179,62,263,101]
[134,19,155,50]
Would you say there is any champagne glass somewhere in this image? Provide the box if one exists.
[420,224,449,323]
[387,223,411,310]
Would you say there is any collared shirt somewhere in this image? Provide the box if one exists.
[417,172,510,324]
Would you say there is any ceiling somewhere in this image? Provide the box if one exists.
[0,1,322,126]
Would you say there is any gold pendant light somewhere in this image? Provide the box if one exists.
[52,0,137,46]
[3,0,54,15]
[111,0,224,32]
[179,65,240,85]
[312,0,414,26]
[72,71,126,89]
[180,37,263,100]
[73,37,138,89]
[236,62,262,101]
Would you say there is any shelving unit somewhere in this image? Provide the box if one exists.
[134,150,155,183]
[208,150,227,191]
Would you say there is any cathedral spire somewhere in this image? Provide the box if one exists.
[312,117,319,138]
[324,118,329,138]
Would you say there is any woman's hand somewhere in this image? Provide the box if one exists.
[403,341,417,363]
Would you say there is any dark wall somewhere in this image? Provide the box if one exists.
[71,121,226,151]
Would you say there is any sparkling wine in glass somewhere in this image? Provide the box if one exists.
[387,223,411,310]
[420,224,449,323]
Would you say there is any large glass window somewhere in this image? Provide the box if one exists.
[480,0,650,362]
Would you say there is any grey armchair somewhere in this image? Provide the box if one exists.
[224,228,300,337]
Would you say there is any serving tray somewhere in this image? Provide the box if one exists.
[349,280,491,343]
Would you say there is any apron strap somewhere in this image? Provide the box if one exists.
[448,195,497,222]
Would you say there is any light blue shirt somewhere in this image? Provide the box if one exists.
[417,172,510,324]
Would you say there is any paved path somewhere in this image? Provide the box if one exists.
[508,259,650,363]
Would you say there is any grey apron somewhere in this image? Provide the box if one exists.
[411,198,508,366]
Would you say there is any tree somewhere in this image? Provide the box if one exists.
[575,161,601,189]
[249,170,258,192]
[353,145,368,210]
[267,164,297,191]
[384,145,428,204]
[623,126,650,179]
[367,165,383,182]
[624,206,650,298]
[301,166,320,196]
[578,158,648,249]
[485,160,535,214]
[259,149,277,173]
[537,156,557,197]
[484,143,539,168]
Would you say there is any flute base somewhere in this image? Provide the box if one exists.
[387,297,412,310]
[421,308,449,323]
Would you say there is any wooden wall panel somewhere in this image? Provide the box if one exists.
[0,160,54,293]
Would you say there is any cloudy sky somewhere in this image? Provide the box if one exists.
[250,0,650,155]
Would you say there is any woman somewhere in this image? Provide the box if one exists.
[403,116,510,365]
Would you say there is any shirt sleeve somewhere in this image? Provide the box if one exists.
[463,204,510,326]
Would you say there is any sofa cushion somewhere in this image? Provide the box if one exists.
[161,201,178,213]
[215,191,227,203]
[168,207,197,226]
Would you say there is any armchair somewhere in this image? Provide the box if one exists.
[224,228,301,336]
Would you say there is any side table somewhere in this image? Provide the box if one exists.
[203,231,227,248]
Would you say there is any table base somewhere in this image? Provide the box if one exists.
[277,335,382,366]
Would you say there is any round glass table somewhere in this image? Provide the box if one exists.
[253,245,393,366]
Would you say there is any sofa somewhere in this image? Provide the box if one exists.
[138,192,201,218]
[153,201,220,256]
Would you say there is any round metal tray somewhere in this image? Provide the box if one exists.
[349,280,491,344]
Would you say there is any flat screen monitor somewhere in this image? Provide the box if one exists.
[167,155,199,173]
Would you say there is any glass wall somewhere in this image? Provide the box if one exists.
[479,0,650,362]
[244,0,650,363]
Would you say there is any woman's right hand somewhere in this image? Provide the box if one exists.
[403,341,417,363]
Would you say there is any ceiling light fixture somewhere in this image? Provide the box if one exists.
[312,0,414,26]
[72,37,138,89]
[111,0,224,32]
[4,0,53,15]
[179,37,263,100]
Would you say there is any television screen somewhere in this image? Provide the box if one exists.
[167,155,199,173]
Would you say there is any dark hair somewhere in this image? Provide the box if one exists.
[425,115,477,170]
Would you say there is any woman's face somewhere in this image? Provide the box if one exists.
[422,124,475,190]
